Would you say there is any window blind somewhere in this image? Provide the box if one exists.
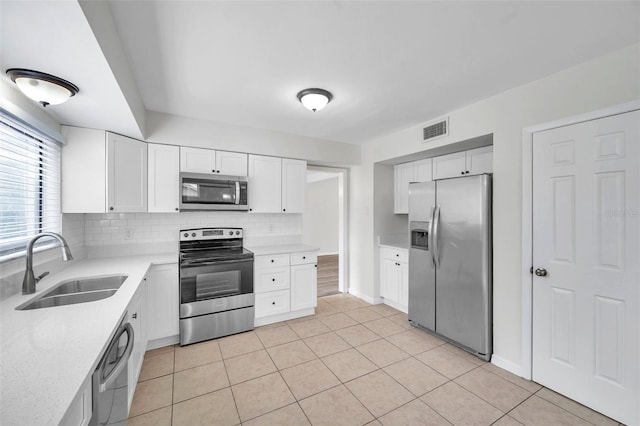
[0,113,62,258]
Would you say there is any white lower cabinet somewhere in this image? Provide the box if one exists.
[60,376,92,426]
[145,264,179,348]
[127,279,147,411]
[254,250,318,326]
[379,246,408,313]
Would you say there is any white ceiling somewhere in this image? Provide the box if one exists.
[2,1,639,144]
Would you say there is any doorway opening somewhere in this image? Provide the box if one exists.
[303,166,348,298]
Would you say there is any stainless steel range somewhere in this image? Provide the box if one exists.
[179,228,254,346]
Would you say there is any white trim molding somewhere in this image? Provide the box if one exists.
[491,355,523,378]
[521,99,640,381]
[349,288,383,305]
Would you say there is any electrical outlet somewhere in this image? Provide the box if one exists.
[124,228,134,240]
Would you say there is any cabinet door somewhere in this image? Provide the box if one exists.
[180,147,216,174]
[466,146,493,175]
[282,158,306,213]
[394,162,416,214]
[248,155,282,213]
[398,261,409,307]
[127,281,146,410]
[61,126,106,213]
[145,264,179,342]
[380,257,400,302]
[415,158,433,182]
[290,263,317,311]
[432,151,466,180]
[216,151,248,176]
[148,144,180,213]
[107,132,147,213]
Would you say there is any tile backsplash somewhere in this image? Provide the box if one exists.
[84,211,302,250]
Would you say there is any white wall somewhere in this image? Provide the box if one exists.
[145,111,361,167]
[302,177,339,255]
[349,43,640,371]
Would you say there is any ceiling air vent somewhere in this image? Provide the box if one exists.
[422,116,449,143]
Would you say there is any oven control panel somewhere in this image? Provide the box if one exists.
[180,228,242,241]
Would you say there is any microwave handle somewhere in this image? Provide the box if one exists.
[235,181,240,205]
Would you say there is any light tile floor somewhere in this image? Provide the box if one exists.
[128,294,621,426]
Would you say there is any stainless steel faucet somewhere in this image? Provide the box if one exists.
[22,232,73,295]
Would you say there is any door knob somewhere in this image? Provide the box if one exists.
[534,268,548,277]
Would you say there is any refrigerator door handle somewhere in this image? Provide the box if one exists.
[433,204,441,269]
[428,205,436,267]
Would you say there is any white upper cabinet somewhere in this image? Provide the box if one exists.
[107,133,148,213]
[282,158,306,213]
[394,158,432,214]
[248,155,306,213]
[180,147,215,174]
[148,144,180,213]
[180,147,247,176]
[216,151,248,176]
[432,151,467,180]
[61,126,107,213]
[466,146,493,175]
[432,146,493,180]
[248,155,282,213]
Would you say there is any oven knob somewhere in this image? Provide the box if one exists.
[183,233,188,237]
[236,231,240,235]
[191,233,196,237]
[229,231,233,236]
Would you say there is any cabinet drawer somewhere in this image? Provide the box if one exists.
[255,254,290,269]
[255,290,290,318]
[382,247,408,263]
[255,268,290,293]
[290,251,317,265]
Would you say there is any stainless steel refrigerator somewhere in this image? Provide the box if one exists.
[408,174,492,361]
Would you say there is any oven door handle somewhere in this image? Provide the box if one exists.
[180,258,254,267]
[235,181,240,205]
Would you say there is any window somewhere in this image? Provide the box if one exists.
[0,113,61,259]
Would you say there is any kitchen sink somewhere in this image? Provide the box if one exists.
[16,274,128,310]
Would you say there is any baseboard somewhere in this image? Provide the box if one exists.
[254,308,315,327]
[381,298,408,314]
[348,288,383,305]
[146,335,179,351]
[491,354,524,378]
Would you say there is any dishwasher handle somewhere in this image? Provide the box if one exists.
[98,322,134,393]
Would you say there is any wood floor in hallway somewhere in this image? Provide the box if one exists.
[317,254,339,298]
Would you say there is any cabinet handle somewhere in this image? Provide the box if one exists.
[132,313,137,319]
[302,256,306,259]
[315,264,317,268]
[396,254,399,257]
[283,208,286,212]
[249,208,253,212]
[465,171,470,174]
[460,172,464,175]
[271,259,274,263]
[212,169,215,173]
[175,207,179,211]
[272,301,275,305]
[109,206,114,211]
[272,278,276,282]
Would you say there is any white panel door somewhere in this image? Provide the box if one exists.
[180,147,216,174]
[145,264,179,341]
[415,158,433,182]
[532,110,639,425]
[107,132,147,213]
[432,151,466,179]
[216,151,248,176]
[248,155,281,213]
[394,162,415,214]
[148,144,179,213]
[282,158,306,213]
[291,263,317,311]
[466,146,493,175]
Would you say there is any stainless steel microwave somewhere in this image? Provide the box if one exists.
[179,172,248,211]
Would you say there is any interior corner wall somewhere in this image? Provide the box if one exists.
[302,177,339,255]
[349,43,640,371]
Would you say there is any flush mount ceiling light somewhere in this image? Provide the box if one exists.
[297,88,333,112]
[6,68,79,107]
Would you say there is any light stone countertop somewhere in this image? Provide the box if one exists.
[246,243,319,256]
[0,253,176,426]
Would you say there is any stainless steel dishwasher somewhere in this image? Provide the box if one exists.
[89,316,134,426]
